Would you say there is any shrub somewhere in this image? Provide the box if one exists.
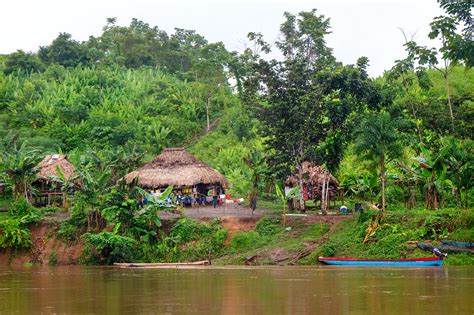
[0,219,32,249]
[8,198,43,223]
[169,218,213,243]
[8,198,34,217]
[319,244,336,257]
[58,210,87,243]
[82,232,137,265]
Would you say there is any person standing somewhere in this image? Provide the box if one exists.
[212,186,218,208]
[250,195,257,215]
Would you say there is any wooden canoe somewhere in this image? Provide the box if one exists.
[114,260,210,268]
[441,240,474,248]
[417,243,474,254]
[318,256,443,267]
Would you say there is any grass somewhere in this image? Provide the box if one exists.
[214,207,474,266]
[216,218,330,265]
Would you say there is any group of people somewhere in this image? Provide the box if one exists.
[143,186,224,208]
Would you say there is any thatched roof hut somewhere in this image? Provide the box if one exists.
[124,148,229,189]
[37,154,75,181]
[286,161,339,198]
[33,154,76,208]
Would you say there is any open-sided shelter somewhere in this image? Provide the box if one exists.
[124,148,229,205]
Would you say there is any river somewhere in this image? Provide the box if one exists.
[1,266,473,314]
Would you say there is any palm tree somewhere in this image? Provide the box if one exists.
[354,112,405,214]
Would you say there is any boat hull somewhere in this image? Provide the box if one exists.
[318,257,443,267]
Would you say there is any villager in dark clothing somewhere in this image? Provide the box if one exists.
[212,187,218,208]
[251,196,257,214]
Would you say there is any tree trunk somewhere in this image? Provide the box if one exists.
[296,165,305,212]
[444,71,455,133]
[457,188,462,208]
[321,176,326,212]
[380,154,385,214]
[425,188,430,209]
[206,97,211,132]
[441,185,445,209]
[407,185,411,209]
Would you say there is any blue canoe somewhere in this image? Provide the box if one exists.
[318,256,443,267]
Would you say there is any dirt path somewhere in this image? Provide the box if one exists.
[159,204,269,220]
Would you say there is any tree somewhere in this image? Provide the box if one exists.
[39,33,89,67]
[404,0,474,134]
[354,112,405,213]
[242,10,378,209]
[387,30,433,142]
[3,50,44,75]
[436,0,474,67]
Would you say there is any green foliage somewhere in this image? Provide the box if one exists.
[0,142,42,199]
[169,218,214,243]
[0,218,32,249]
[243,10,379,176]
[8,198,35,217]
[4,50,44,75]
[229,231,263,253]
[444,253,474,266]
[82,231,137,265]
[255,218,282,237]
[149,218,227,262]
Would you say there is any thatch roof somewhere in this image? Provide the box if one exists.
[286,161,339,193]
[124,148,229,189]
[37,154,75,181]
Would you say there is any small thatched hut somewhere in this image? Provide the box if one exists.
[33,154,76,207]
[124,148,229,205]
[286,161,339,211]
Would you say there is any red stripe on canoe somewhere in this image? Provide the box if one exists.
[318,256,439,261]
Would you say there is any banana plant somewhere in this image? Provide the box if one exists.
[275,183,300,227]
[413,144,444,209]
[0,141,41,201]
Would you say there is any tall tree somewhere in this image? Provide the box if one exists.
[242,10,378,209]
[404,0,473,134]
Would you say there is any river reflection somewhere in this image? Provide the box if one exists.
[0,266,473,314]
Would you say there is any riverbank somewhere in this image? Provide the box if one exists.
[1,206,473,266]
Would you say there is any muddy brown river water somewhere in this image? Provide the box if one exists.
[0,266,473,314]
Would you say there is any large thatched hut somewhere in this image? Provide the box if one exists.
[33,154,76,207]
[124,148,229,206]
